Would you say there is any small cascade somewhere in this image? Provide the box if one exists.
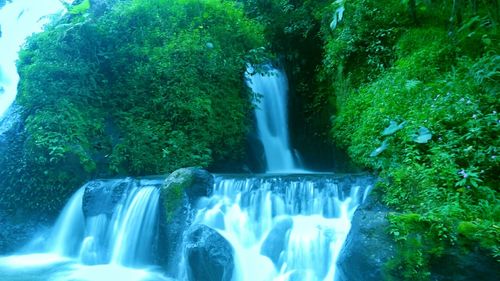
[0,178,169,281]
[194,175,372,281]
[0,0,70,119]
[46,179,161,267]
[110,186,160,266]
[48,187,85,256]
[246,66,302,173]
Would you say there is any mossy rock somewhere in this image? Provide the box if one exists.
[158,167,213,272]
[160,167,213,223]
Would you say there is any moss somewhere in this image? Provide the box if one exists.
[161,168,194,223]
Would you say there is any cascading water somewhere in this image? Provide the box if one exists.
[246,66,302,173]
[192,175,371,281]
[52,179,161,267]
[0,179,169,281]
[0,0,71,120]
[179,66,371,281]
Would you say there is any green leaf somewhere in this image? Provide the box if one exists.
[69,0,90,15]
[412,126,432,143]
[370,139,389,157]
[382,120,406,136]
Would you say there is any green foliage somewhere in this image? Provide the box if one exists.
[68,0,91,15]
[325,0,499,278]
[321,0,409,87]
[0,0,265,214]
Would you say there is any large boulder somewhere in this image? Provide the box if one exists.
[260,216,293,266]
[160,167,213,223]
[336,194,396,281]
[338,192,500,281]
[184,224,234,281]
[158,167,214,274]
[0,104,22,157]
[0,105,45,254]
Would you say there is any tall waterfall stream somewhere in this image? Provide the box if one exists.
[0,2,371,280]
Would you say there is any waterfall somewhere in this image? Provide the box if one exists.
[193,175,371,281]
[178,65,370,281]
[45,179,161,267]
[0,179,167,281]
[109,186,160,266]
[0,0,70,120]
[246,66,303,173]
[48,187,85,257]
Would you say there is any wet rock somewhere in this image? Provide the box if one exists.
[336,194,395,281]
[158,167,214,274]
[260,216,293,266]
[184,167,214,199]
[0,104,22,152]
[184,224,234,281]
[82,179,130,217]
[160,167,213,222]
[162,168,213,201]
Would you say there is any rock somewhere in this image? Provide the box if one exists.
[0,104,22,151]
[184,224,234,281]
[260,216,293,266]
[337,191,500,281]
[0,209,50,254]
[185,167,214,199]
[161,168,213,222]
[158,167,213,274]
[336,194,396,281]
[81,179,130,217]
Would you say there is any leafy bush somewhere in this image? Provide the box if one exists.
[0,0,265,214]
[325,0,499,278]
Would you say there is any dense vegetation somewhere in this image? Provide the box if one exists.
[323,0,499,279]
[0,0,497,279]
[0,0,264,214]
[244,0,498,279]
